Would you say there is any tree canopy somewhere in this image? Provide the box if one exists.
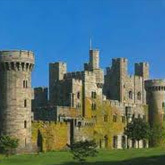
[124,118,150,148]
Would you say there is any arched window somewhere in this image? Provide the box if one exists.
[137,92,141,100]
[129,91,133,99]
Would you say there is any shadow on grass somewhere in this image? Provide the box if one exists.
[50,155,165,165]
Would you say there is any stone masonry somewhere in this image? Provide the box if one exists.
[0,47,164,152]
[0,50,34,152]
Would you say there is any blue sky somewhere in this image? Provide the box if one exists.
[0,0,165,87]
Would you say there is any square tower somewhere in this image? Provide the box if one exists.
[49,62,67,102]
[135,62,149,80]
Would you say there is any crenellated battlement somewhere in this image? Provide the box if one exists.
[145,79,165,91]
[135,62,149,67]
[64,71,84,79]
[112,58,127,63]
[0,50,34,62]
[0,50,34,71]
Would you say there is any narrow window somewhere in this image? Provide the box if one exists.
[24,99,27,107]
[137,92,141,100]
[24,120,27,128]
[129,91,133,99]
[23,80,28,88]
[77,92,80,99]
[94,92,96,99]
[23,80,26,88]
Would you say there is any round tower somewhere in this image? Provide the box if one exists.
[145,79,165,146]
[0,50,35,152]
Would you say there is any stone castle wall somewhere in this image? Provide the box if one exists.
[32,121,69,151]
[0,50,34,152]
[0,47,158,152]
[32,48,150,150]
[104,58,149,105]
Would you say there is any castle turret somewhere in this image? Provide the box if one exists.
[0,50,34,152]
[145,79,165,146]
[89,49,99,70]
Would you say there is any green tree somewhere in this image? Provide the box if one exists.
[124,118,150,148]
[68,140,98,164]
[0,135,19,156]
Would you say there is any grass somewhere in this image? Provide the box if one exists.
[0,148,165,165]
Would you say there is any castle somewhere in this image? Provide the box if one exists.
[0,48,164,153]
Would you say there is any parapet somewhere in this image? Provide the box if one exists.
[145,79,165,91]
[112,58,128,64]
[0,50,34,64]
[0,50,35,71]
[64,71,84,80]
[72,78,82,84]
[135,62,149,67]
[49,61,66,66]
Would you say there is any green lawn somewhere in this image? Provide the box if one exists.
[1,148,165,165]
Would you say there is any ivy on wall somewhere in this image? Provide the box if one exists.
[32,121,68,152]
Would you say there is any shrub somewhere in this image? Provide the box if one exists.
[68,140,98,164]
[0,135,19,156]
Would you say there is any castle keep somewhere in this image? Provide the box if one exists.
[0,48,164,152]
